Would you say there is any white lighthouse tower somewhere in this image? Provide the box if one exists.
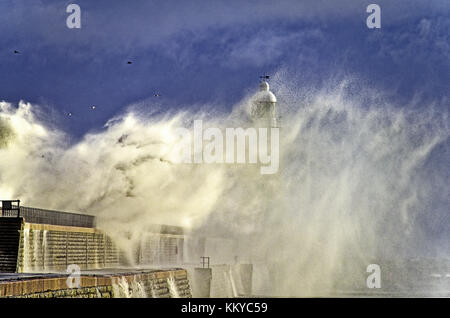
[251,77,278,128]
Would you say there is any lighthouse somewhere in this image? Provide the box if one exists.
[251,78,278,128]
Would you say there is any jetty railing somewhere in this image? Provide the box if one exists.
[0,199,20,217]
[1,200,95,228]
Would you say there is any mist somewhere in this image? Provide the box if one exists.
[0,74,448,296]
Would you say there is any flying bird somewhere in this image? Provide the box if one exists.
[260,75,270,80]
[67,112,72,117]
[14,50,20,54]
[127,61,132,64]
[153,93,161,97]
[91,105,96,110]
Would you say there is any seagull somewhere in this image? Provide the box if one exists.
[127,61,132,64]
[14,50,20,54]
[153,93,161,97]
[91,105,96,110]
[67,112,72,117]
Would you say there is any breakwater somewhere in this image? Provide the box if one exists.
[19,222,119,272]
[0,268,191,298]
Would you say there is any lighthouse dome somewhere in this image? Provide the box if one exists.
[254,81,277,103]
[256,90,277,103]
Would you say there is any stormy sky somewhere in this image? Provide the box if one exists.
[0,0,448,137]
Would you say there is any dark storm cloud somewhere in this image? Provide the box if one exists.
[0,0,448,136]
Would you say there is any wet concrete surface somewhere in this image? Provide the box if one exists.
[0,267,184,282]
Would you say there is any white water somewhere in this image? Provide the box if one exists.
[131,277,147,298]
[112,277,129,298]
[228,268,238,297]
[1,76,448,296]
[22,228,47,273]
[42,230,47,271]
[33,230,40,271]
[149,280,157,298]
[167,274,180,298]
[111,276,147,298]
[22,228,30,272]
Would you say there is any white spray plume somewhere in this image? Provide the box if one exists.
[0,75,448,296]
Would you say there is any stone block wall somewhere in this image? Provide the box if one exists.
[0,269,191,298]
[17,222,120,272]
[138,233,184,265]
[17,222,186,272]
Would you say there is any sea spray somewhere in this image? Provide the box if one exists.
[0,75,448,296]
[33,230,40,271]
[42,230,48,271]
[149,280,157,298]
[111,276,147,298]
[112,276,130,298]
[167,274,180,298]
[228,268,238,298]
[22,228,30,272]
[130,276,147,298]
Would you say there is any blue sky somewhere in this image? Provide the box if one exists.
[0,0,448,137]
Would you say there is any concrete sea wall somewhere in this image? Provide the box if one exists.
[187,264,253,298]
[0,269,191,298]
[209,264,253,297]
[136,233,184,265]
[18,221,186,271]
[18,222,120,272]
